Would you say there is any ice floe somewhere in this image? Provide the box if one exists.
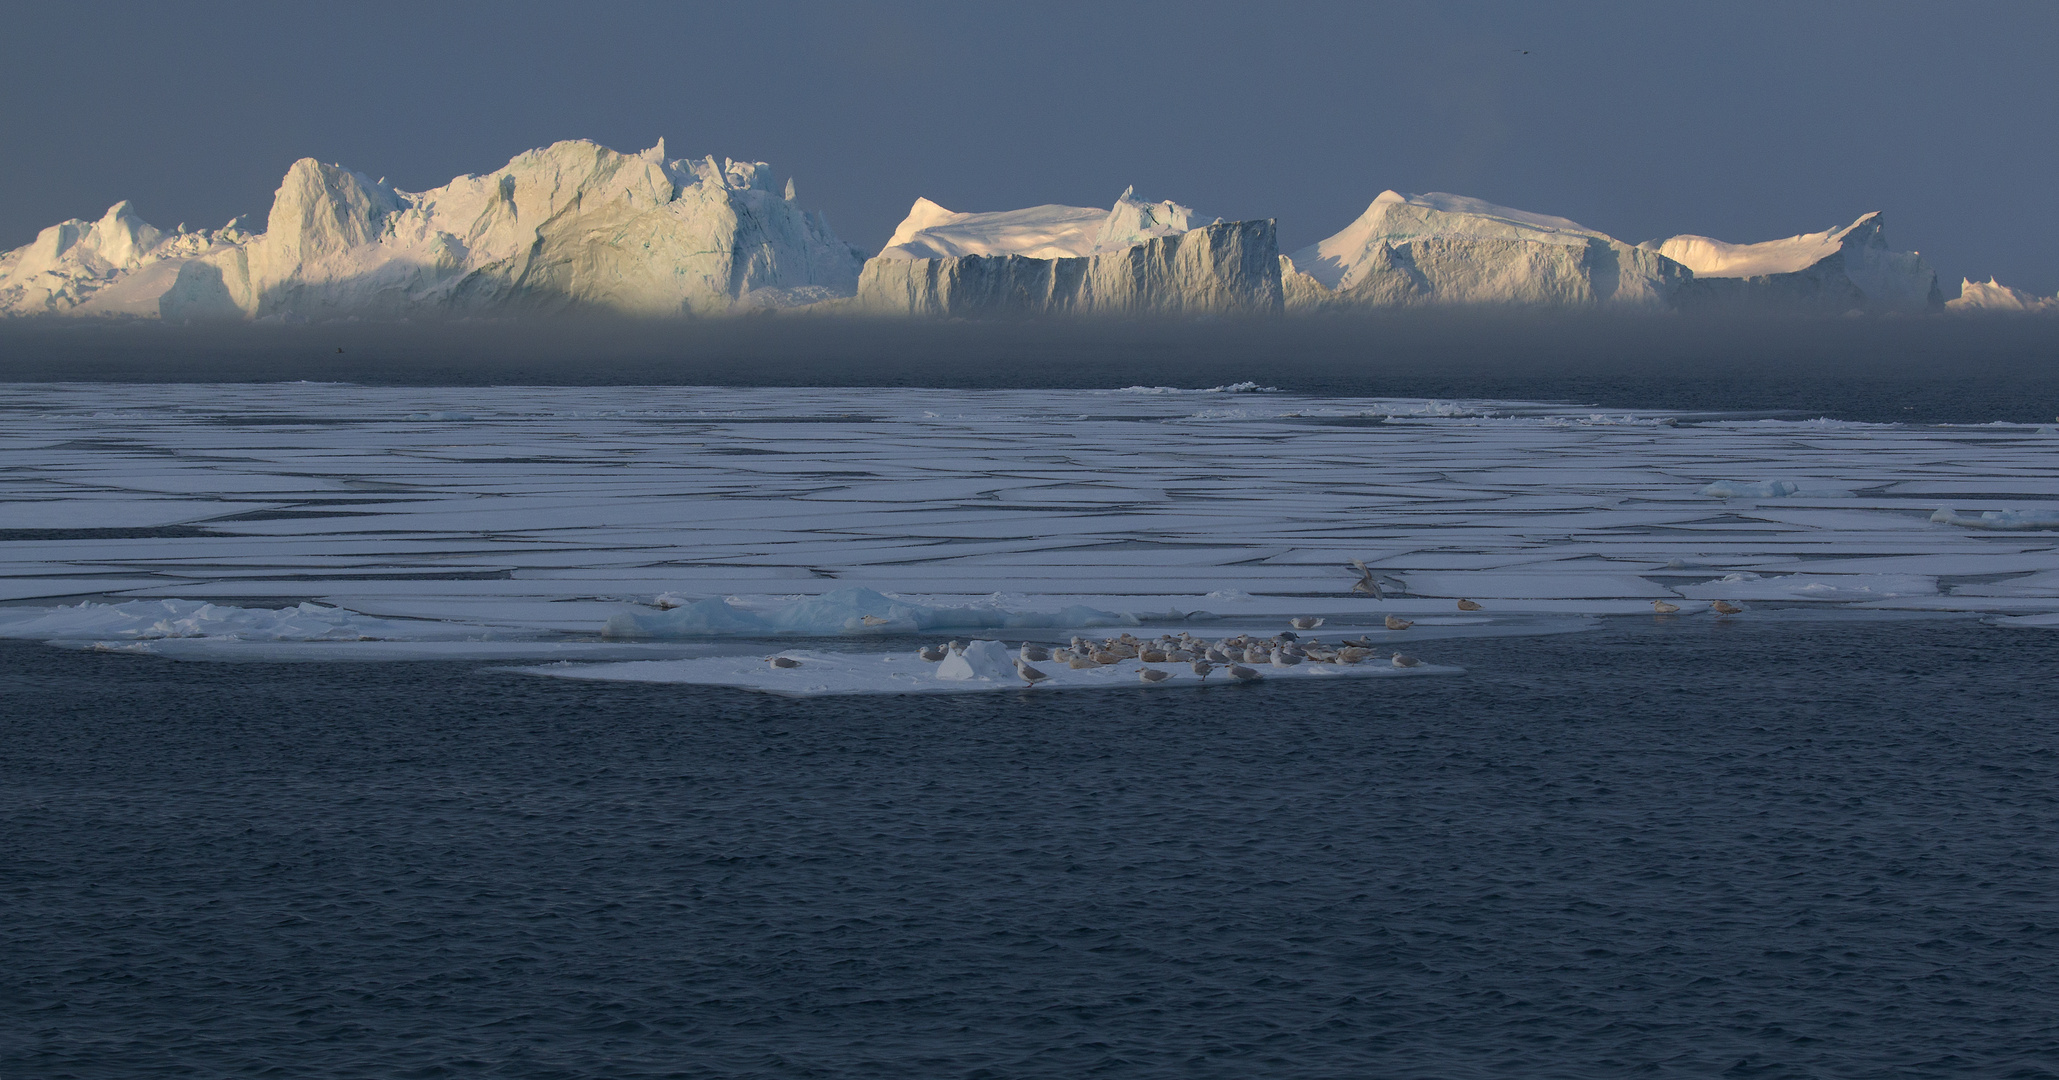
[3,383,2058,675]
[1698,479,1856,499]
[603,587,1141,639]
[0,599,467,643]
[518,639,1463,697]
[1930,508,2059,530]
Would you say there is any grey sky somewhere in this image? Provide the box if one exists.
[5,1,2055,293]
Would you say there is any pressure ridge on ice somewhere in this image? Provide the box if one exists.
[7,138,2042,321]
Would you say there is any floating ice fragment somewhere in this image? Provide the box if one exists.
[1930,508,2059,530]
[517,648,1463,696]
[1679,573,1935,601]
[1117,382,1278,394]
[0,599,461,642]
[1700,480,1798,498]
[602,587,1137,639]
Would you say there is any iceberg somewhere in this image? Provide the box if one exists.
[1284,190,1689,310]
[1946,277,2058,313]
[1654,212,1942,312]
[0,202,255,317]
[851,189,1283,318]
[161,139,863,320]
[1,139,863,321]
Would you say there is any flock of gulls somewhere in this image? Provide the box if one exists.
[768,623,1428,684]
[760,569,1751,684]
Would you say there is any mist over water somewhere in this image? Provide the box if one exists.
[3,313,2057,422]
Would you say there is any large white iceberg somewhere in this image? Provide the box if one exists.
[1653,212,1941,312]
[852,189,1283,317]
[1,139,863,321]
[0,202,255,317]
[1283,190,1689,310]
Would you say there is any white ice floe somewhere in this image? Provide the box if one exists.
[1116,382,1277,395]
[1930,508,2059,530]
[0,599,468,643]
[604,587,1141,639]
[1698,479,1856,498]
[518,639,1463,697]
[1677,573,1936,602]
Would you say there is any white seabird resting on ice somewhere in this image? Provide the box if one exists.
[1282,190,1690,311]
[1652,212,1942,312]
[852,188,1283,318]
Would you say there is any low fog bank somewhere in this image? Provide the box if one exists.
[1,312,2054,422]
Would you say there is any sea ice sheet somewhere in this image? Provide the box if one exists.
[3,382,2058,668]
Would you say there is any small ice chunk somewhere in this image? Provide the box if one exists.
[934,639,1014,680]
[1699,480,1797,498]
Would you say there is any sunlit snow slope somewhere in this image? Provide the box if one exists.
[1654,212,1942,312]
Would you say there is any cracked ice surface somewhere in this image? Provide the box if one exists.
[4,382,2059,672]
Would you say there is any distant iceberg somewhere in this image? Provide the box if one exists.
[1653,212,1942,312]
[2,139,863,321]
[1946,277,2058,313]
[1283,190,1689,311]
[849,188,1283,318]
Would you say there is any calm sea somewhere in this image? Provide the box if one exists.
[5,616,2054,1078]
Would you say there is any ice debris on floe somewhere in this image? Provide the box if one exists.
[935,639,1015,680]
[0,599,463,642]
[603,587,1142,639]
[1116,382,1277,394]
[519,638,1462,696]
[1678,572,1935,601]
[1930,508,2059,530]
[1699,480,1855,498]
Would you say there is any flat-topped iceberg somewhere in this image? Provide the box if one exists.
[1283,190,1689,310]
[876,187,1201,261]
[852,189,1282,318]
[1654,212,1941,312]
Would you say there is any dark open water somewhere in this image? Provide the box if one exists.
[5,617,2055,1078]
